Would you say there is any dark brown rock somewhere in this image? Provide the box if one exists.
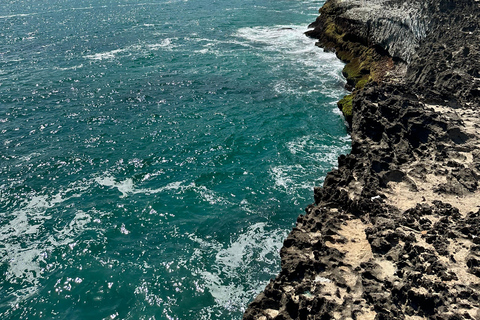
[244,0,480,319]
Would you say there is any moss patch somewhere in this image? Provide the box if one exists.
[312,1,395,124]
[338,94,353,123]
[355,77,371,90]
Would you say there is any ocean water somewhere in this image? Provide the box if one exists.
[0,0,349,319]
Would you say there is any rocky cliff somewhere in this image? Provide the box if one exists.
[243,0,480,319]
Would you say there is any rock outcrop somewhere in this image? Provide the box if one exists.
[244,0,480,319]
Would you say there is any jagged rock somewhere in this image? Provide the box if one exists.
[244,0,480,319]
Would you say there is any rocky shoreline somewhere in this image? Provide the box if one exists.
[243,0,480,319]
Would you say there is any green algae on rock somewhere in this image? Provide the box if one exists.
[305,0,405,124]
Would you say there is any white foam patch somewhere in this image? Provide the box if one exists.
[190,222,287,313]
[216,223,282,270]
[270,134,351,196]
[56,64,84,71]
[95,175,135,198]
[0,187,93,306]
[234,25,323,56]
[84,39,177,60]
[183,36,251,57]
[0,13,39,19]
[144,181,231,205]
[2,169,217,307]
[194,48,210,54]
[94,174,231,205]
[234,25,347,96]
[84,48,129,60]
[270,164,314,194]
[147,38,177,51]
[286,134,351,163]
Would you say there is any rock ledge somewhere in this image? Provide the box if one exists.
[244,0,480,319]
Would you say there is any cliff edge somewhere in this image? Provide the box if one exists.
[244,0,480,319]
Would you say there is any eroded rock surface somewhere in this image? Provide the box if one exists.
[244,0,480,319]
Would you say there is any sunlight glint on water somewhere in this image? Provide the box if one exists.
[0,0,349,319]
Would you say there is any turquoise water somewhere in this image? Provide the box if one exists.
[0,0,349,319]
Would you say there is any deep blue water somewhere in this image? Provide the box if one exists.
[0,0,349,319]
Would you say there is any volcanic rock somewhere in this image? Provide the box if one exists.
[244,0,480,319]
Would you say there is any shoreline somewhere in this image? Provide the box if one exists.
[244,0,480,318]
